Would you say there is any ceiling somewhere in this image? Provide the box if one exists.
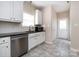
[32,1,70,12]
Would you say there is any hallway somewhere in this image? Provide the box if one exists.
[23,39,79,57]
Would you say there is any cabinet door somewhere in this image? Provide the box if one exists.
[28,37,36,50]
[13,1,23,22]
[0,43,10,57]
[0,37,10,57]
[38,10,42,24]
[0,1,12,20]
[28,33,40,50]
[35,10,42,25]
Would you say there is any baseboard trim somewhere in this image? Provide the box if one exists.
[65,40,71,44]
[71,47,79,52]
[45,41,53,44]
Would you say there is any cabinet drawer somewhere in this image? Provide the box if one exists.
[28,33,40,38]
[0,37,10,44]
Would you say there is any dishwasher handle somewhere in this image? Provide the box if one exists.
[11,36,28,40]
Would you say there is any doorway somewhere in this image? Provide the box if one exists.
[57,11,70,41]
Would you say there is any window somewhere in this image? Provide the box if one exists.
[22,9,40,26]
[22,12,34,26]
[59,19,67,30]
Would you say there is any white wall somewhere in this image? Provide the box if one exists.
[42,5,57,44]
[51,6,57,41]
[70,2,79,50]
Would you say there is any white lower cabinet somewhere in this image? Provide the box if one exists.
[0,32,45,56]
[0,37,10,57]
[28,32,45,50]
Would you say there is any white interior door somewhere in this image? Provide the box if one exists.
[57,18,68,39]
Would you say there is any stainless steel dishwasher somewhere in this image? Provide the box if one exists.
[11,34,28,57]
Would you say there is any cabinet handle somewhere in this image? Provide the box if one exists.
[10,18,15,20]
[14,18,15,20]
[6,46,8,48]
[35,37,38,39]
[3,40,5,42]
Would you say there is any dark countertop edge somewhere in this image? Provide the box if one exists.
[0,31,45,38]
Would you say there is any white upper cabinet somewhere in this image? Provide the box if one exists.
[13,1,23,22]
[0,1,12,20]
[35,10,43,25]
[0,1,23,23]
[38,10,42,24]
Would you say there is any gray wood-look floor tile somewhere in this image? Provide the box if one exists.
[22,39,79,57]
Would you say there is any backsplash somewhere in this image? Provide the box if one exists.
[0,22,29,34]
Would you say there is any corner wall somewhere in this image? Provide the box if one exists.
[70,2,79,50]
[42,5,57,44]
